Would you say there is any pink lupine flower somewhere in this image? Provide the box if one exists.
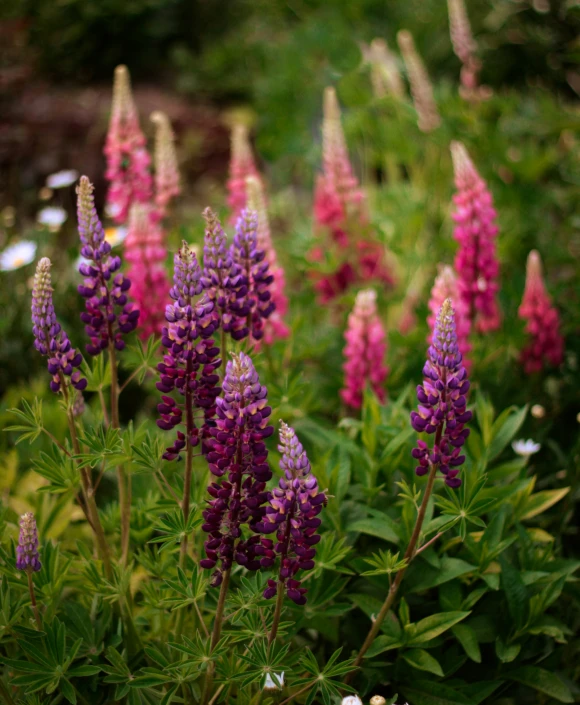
[246,176,290,343]
[447,0,490,101]
[226,124,259,224]
[341,289,388,409]
[518,250,564,374]
[125,203,170,339]
[428,265,472,368]
[367,38,405,99]
[104,65,153,224]
[397,31,441,133]
[451,141,501,333]
[151,111,180,221]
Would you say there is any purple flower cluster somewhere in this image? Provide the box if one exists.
[201,352,274,587]
[76,176,139,355]
[156,242,222,459]
[32,258,87,394]
[202,208,250,340]
[16,512,41,573]
[257,423,324,605]
[411,298,471,488]
[232,209,275,341]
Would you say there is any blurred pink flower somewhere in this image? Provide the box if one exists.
[227,124,259,224]
[151,111,180,221]
[428,264,472,368]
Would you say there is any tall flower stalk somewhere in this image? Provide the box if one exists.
[226,124,259,224]
[397,30,441,133]
[151,110,180,221]
[428,264,471,368]
[447,0,490,101]
[346,299,471,679]
[16,512,42,630]
[367,38,405,100]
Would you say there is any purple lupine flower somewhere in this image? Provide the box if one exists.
[156,242,221,460]
[256,423,325,605]
[410,298,471,488]
[200,352,273,587]
[32,257,87,394]
[16,512,41,572]
[232,209,275,341]
[201,207,249,341]
[76,176,139,355]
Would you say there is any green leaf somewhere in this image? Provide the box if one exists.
[510,666,573,703]
[519,487,570,520]
[403,679,475,705]
[380,426,415,460]
[348,513,399,545]
[495,638,521,663]
[499,555,529,630]
[487,405,528,462]
[402,648,444,676]
[452,624,481,663]
[409,557,476,592]
[407,611,471,646]
[365,634,403,658]
[68,665,102,677]
[60,678,77,704]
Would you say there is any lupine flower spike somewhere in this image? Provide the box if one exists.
[227,124,259,224]
[397,31,441,133]
[367,38,405,99]
[447,0,490,101]
[156,242,221,459]
[518,250,564,373]
[428,265,471,368]
[16,512,41,573]
[201,352,273,587]
[202,208,250,341]
[32,258,87,393]
[232,209,275,342]
[104,65,152,223]
[411,299,472,488]
[341,289,388,409]
[76,176,139,354]
[451,142,501,333]
[151,111,180,221]
[125,203,170,339]
[246,176,290,344]
[258,423,325,605]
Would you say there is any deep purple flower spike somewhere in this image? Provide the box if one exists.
[76,176,139,355]
[232,208,275,341]
[257,423,325,605]
[32,257,87,394]
[410,298,472,488]
[16,512,41,573]
[156,241,221,459]
[201,352,273,587]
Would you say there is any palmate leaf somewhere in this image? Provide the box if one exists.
[308,532,353,575]
[361,549,407,576]
[80,353,111,392]
[131,431,167,475]
[149,508,202,552]
[6,398,45,445]
[33,445,79,494]
[122,335,161,385]
[291,647,358,705]
[74,425,127,469]
[236,640,292,688]
[162,565,208,611]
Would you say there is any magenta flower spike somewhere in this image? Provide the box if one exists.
[125,203,170,339]
[32,257,87,394]
[257,423,325,606]
[201,352,274,587]
[518,250,564,374]
[104,65,153,224]
[451,141,501,333]
[397,30,441,133]
[341,289,388,410]
[428,265,471,369]
[226,124,260,224]
[411,299,472,489]
[151,111,180,221]
[156,242,221,459]
[16,512,41,573]
[246,176,290,344]
[76,176,139,355]
[447,0,488,101]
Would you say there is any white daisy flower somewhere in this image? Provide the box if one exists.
[341,697,363,705]
[46,169,79,189]
[512,439,541,458]
[263,672,284,690]
[104,226,128,248]
[0,241,37,271]
[37,207,67,230]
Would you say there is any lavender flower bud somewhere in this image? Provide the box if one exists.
[201,352,274,587]
[16,512,41,572]
[410,298,472,488]
[257,423,325,605]
[76,176,139,354]
[31,258,86,393]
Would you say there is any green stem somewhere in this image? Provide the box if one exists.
[27,571,42,630]
[0,679,17,705]
[267,581,285,646]
[201,568,231,705]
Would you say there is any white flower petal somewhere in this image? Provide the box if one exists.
[341,697,363,705]
[0,241,37,271]
[46,170,79,189]
[37,207,67,228]
[512,439,541,457]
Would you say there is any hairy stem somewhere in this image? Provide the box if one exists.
[201,568,232,705]
[27,571,42,630]
[268,581,285,645]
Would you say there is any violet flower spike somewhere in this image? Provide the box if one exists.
[156,241,221,459]
[201,352,274,587]
[257,423,325,605]
[232,208,276,341]
[32,257,87,394]
[410,298,471,489]
[76,176,139,355]
[16,512,41,573]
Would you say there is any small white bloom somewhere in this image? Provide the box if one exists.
[512,439,541,457]
[37,206,67,229]
[341,697,363,705]
[531,404,546,419]
[263,671,284,690]
[370,697,387,705]
[46,169,79,189]
[0,241,37,271]
[104,226,128,248]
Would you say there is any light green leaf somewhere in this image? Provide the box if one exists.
[409,557,476,592]
[348,514,399,545]
[365,634,403,658]
[487,405,528,462]
[520,487,570,520]
[402,648,444,676]
[510,666,573,703]
[407,611,471,645]
[452,624,481,663]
